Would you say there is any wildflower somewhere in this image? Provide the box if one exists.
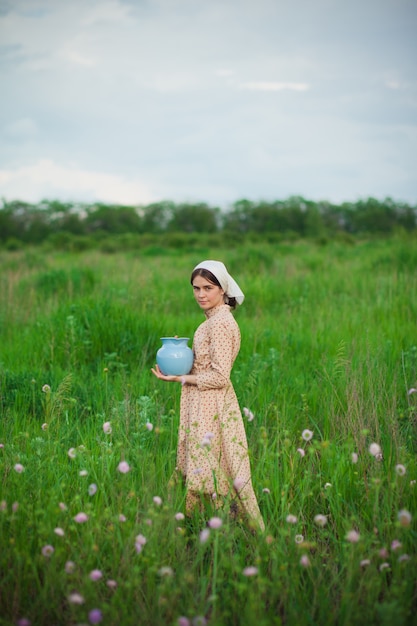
[346,530,360,543]
[379,547,389,558]
[408,387,417,395]
[243,407,254,421]
[369,442,382,457]
[397,509,412,527]
[360,559,371,567]
[103,421,112,434]
[17,619,31,626]
[118,514,127,522]
[262,488,271,494]
[379,562,390,572]
[324,483,332,489]
[391,540,402,551]
[107,579,117,588]
[146,422,153,431]
[42,384,51,393]
[175,512,185,521]
[41,423,48,431]
[208,517,223,529]
[65,561,76,573]
[59,502,67,511]
[211,492,217,500]
[88,609,103,624]
[54,527,65,537]
[295,534,304,544]
[297,448,305,457]
[314,514,328,527]
[410,480,416,486]
[135,534,147,553]
[12,502,19,513]
[68,592,85,604]
[74,512,88,523]
[233,477,245,491]
[158,566,174,577]
[153,496,162,506]
[178,618,190,626]
[398,554,410,562]
[68,448,76,459]
[79,470,88,477]
[199,528,210,543]
[286,514,298,524]
[14,463,24,473]
[88,484,98,496]
[42,544,54,557]
[201,432,214,446]
[300,554,310,567]
[242,566,258,576]
[145,518,153,526]
[0,500,6,512]
[351,452,358,464]
[117,461,130,474]
[89,569,103,581]
[302,429,313,442]
[0,443,4,449]
[395,464,406,476]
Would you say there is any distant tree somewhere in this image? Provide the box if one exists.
[167,203,220,233]
[139,201,175,233]
[84,204,142,234]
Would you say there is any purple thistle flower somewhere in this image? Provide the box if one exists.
[117,461,130,474]
[88,609,103,624]
[68,592,84,604]
[14,463,25,473]
[89,569,103,581]
[242,566,258,576]
[208,516,222,529]
[41,544,54,557]
[74,512,89,523]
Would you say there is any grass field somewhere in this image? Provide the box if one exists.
[1,236,416,626]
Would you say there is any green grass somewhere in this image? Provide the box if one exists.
[0,236,416,626]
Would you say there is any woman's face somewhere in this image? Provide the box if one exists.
[192,275,225,312]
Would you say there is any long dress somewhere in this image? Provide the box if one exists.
[177,303,265,531]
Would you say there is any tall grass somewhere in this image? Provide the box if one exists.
[0,237,416,626]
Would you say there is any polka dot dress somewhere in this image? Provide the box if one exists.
[177,303,264,531]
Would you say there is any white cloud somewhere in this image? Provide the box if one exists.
[0,160,154,205]
[240,82,310,92]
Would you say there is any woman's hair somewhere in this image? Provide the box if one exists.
[191,268,237,309]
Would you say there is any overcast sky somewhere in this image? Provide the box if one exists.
[0,0,416,208]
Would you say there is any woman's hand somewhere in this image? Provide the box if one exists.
[151,364,180,382]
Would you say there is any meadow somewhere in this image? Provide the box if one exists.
[0,235,416,626]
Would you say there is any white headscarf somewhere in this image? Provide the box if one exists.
[193,260,245,305]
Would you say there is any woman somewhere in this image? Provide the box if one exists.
[151,260,264,531]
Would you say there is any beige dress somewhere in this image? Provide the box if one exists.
[177,303,264,531]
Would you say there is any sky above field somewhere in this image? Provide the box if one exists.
[0,0,416,207]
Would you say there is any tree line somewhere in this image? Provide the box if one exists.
[0,196,416,247]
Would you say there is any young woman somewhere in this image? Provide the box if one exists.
[151,260,264,531]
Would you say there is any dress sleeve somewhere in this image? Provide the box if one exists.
[196,320,234,390]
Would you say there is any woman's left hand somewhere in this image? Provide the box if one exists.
[151,364,180,382]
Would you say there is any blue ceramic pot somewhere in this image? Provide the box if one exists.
[156,337,194,376]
